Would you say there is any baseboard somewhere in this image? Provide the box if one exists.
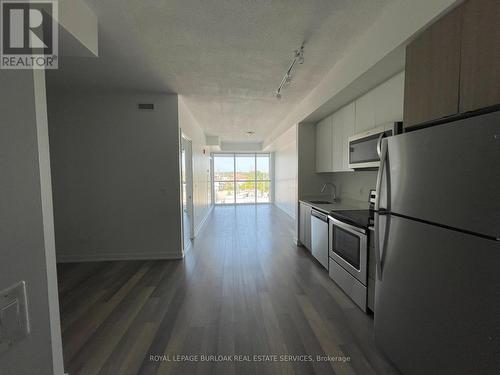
[194,204,214,237]
[56,251,183,263]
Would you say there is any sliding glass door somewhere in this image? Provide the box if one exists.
[213,154,235,204]
[213,153,271,205]
[256,154,270,203]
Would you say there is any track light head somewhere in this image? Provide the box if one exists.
[275,44,304,99]
[296,45,305,64]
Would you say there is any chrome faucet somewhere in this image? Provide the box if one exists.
[321,183,338,202]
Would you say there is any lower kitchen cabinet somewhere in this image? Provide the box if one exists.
[299,202,312,250]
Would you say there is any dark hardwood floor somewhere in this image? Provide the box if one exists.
[57,205,400,375]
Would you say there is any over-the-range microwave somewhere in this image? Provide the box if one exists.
[348,122,403,169]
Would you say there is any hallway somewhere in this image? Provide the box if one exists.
[57,205,399,375]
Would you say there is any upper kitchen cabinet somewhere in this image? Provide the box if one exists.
[356,72,404,133]
[332,102,355,172]
[403,5,462,128]
[460,0,500,112]
[374,72,405,126]
[315,116,333,172]
[315,103,355,173]
[355,90,376,133]
[314,73,403,173]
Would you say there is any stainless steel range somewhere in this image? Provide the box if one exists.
[328,210,372,312]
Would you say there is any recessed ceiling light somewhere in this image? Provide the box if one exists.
[245,131,255,136]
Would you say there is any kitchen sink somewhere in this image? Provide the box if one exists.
[309,200,333,204]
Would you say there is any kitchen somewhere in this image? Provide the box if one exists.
[292,1,500,374]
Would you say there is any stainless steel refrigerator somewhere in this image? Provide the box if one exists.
[373,110,500,375]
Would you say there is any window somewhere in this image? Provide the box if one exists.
[213,153,271,204]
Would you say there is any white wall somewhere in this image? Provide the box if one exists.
[272,125,298,219]
[178,97,213,236]
[47,90,183,261]
[0,71,64,375]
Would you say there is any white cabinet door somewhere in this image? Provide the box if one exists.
[332,102,355,172]
[299,202,312,250]
[341,102,356,171]
[305,206,312,250]
[355,90,376,133]
[331,113,342,172]
[299,203,306,245]
[374,72,405,125]
[315,116,333,172]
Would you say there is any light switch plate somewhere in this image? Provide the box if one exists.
[0,281,30,355]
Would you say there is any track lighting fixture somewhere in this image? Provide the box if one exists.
[276,45,304,99]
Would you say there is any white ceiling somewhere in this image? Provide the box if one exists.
[48,0,396,142]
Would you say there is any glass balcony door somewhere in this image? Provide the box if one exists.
[213,153,271,205]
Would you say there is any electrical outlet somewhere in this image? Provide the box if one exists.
[0,281,30,355]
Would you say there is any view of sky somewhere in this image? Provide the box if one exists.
[214,156,234,172]
[214,154,269,174]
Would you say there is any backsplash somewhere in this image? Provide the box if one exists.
[328,171,378,203]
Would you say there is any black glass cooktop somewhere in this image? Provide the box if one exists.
[329,210,374,229]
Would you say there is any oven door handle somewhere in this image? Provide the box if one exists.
[312,209,328,222]
[329,217,366,236]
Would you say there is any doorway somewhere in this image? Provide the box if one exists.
[181,135,194,250]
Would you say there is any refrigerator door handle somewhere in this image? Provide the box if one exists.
[374,212,383,281]
[374,212,391,281]
[375,137,388,280]
[376,132,384,158]
[375,138,387,211]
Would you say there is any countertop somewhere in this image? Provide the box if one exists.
[299,196,370,215]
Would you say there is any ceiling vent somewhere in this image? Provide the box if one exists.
[138,103,154,111]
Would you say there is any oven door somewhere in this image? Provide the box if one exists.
[329,217,368,285]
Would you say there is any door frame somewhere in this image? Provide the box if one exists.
[180,134,195,250]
